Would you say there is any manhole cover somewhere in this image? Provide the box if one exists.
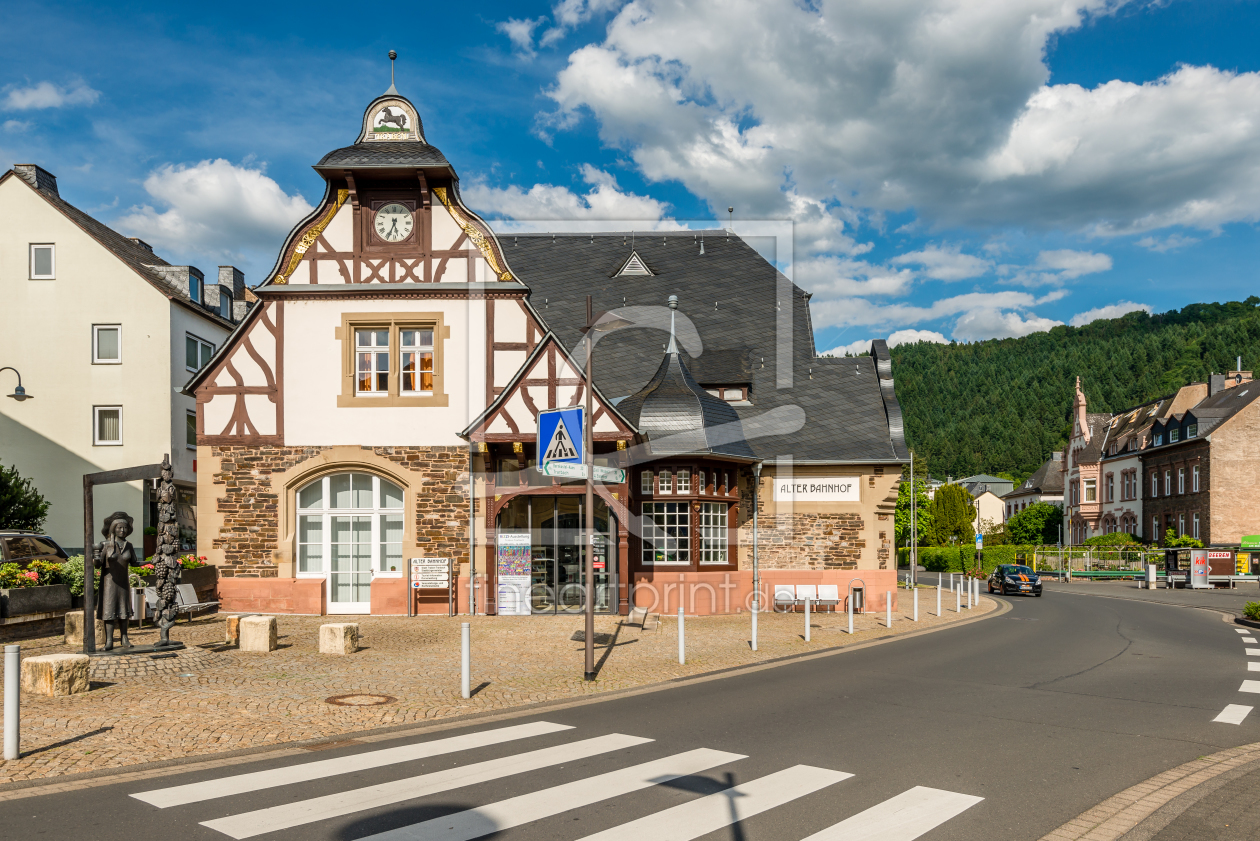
[325,693,397,707]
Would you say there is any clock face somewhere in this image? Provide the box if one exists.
[374,203,414,242]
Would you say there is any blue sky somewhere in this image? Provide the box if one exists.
[3,0,1259,355]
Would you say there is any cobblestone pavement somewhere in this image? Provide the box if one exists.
[0,591,993,784]
[1150,760,1260,841]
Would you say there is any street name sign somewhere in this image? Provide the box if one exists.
[539,461,626,483]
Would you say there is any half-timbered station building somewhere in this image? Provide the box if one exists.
[188,88,908,617]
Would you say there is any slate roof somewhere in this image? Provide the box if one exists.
[315,142,451,171]
[955,474,1014,498]
[1148,382,1260,449]
[1074,413,1114,463]
[615,350,756,459]
[1003,455,1064,499]
[1099,394,1174,459]
[1,168,234,329]
[502,232,907,464]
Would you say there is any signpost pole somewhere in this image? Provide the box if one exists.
[583,296,596,682]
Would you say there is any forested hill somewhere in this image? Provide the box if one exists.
[889,297,1260,482]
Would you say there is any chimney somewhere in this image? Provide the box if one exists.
[232,299,252,322]
[13,164,58,196]
[1051,451,1063,461]
[129,237,154,253]
[218,266,245,300]
[1210,371,1252,396]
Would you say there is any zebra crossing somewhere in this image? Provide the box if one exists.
[130,721,983,841]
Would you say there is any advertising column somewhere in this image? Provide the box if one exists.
[1189,548,1210,589]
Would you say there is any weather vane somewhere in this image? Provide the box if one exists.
[387,50,398,94]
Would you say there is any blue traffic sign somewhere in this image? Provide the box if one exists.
[538,407,583,465]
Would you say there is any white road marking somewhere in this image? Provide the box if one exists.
[1247,649,1260,656]
[1240,680,1260,694]
[1236,629,1249,634]
[573,765,853,840]
[1249,662,1260,672]
[1243,638,1258,644]
[1214,704,1253,725]
[353,747,746,841]
[133,721,573,808]
[799,786,984,841]
[201,734,653,839]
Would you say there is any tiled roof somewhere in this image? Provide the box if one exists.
[1,169,234,329]
[503,232,907,463]
[315,142,451,170]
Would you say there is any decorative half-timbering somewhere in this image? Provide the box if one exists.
[196,299,283,445]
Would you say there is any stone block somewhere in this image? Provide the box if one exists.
[239,615,278,652]
[21,653,90,696]
[319,622,359,655]
[224,614,245,645]
[63,611,106,648]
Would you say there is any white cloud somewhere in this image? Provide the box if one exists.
[795,256,913,297]
[539,0,623,46]
[115,159,313,263]
[2,120,30,133]
[3,80,100,111]
[540,1,1260,237]
[497,17,545,54]
[826,328,951,356]
[1136,233,1200,252]
[891,245,992,281]
[1068,301,1151,326]
[1034,249,1112,278]
[953,308,1063,341]
[466,165,683,232]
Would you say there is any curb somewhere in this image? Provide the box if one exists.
[0,595,1009,800]
[1037,740,1260,841]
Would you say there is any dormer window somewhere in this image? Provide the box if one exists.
[704,386,749,403]
[219,290,233,320]
[1154,433,1163,446]
[1169,428,1180,443]
[1187,423,1198,438]
[616,251,653,276]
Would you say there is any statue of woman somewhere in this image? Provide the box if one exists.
[93,511,136,650]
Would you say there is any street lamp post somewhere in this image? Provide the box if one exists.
[583,296,596,682]
[0,368,33,401]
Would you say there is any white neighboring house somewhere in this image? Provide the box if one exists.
[0,164,244,552]
[1002,453,1065,521]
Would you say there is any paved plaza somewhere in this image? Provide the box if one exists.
[0,590,993,785]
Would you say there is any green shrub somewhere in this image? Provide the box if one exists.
[61,555,100,597]
[1244,602,1260,621]
[1083,532,1139,546]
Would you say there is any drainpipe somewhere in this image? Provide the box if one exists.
[468,443,477,616]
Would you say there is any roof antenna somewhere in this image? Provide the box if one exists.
[386,50,398,95]
[727,206,734,229]
[699,229,705,255]
[666,295,678,354]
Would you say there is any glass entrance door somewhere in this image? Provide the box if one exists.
[496,496,616,615]
[329,515,372,613]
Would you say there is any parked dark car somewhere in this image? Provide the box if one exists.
[988,564,1042,597]
[0,531,70,566]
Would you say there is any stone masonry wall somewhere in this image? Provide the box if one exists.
[210,445,469,577]
[738,512,866,570]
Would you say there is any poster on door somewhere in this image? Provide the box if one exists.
[496,532,532,616]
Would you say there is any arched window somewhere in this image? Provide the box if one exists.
[296,472,404,605]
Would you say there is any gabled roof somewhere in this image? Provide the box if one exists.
[0,168,233,330]
[1147,382,1260,450]
[500,232,907,464]
[1074,413,1113,463]
[1003,456,1065,498]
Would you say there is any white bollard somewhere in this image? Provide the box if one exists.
[678,605,685,665]
[460,623,470,699]
[4,644,18,760]
[936,582,941,617]
[848,593,854,635]
[805,597,811,642]
[956,585,961,613]
[886,592,892,627]
[913,586,919,622]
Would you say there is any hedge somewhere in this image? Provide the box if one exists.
[898,545,1049,574]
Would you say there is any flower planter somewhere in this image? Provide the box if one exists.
[1,583,73,618]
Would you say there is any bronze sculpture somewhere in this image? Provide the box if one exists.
[92,512,136,651]
[152,455,183,648]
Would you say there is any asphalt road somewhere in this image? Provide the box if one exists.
[3,588,1258,841]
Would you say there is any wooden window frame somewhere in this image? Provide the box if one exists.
[337,312,450,407]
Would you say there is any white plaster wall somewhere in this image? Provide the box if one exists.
[432,204,463,250]
[284,297,488,445]
[494,299,526,342]
[0,176,224,548]
[169,301,230,478]
[323,203,353,252]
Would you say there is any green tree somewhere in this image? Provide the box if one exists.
[1083,531,1139,546]
[1006,502,1063,545]
[1163,527,1203,548]
[0,461,49,532]
[930,484,975,546]
[895,458,934,548]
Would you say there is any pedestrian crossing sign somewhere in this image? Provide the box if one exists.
[538,407,583,465]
